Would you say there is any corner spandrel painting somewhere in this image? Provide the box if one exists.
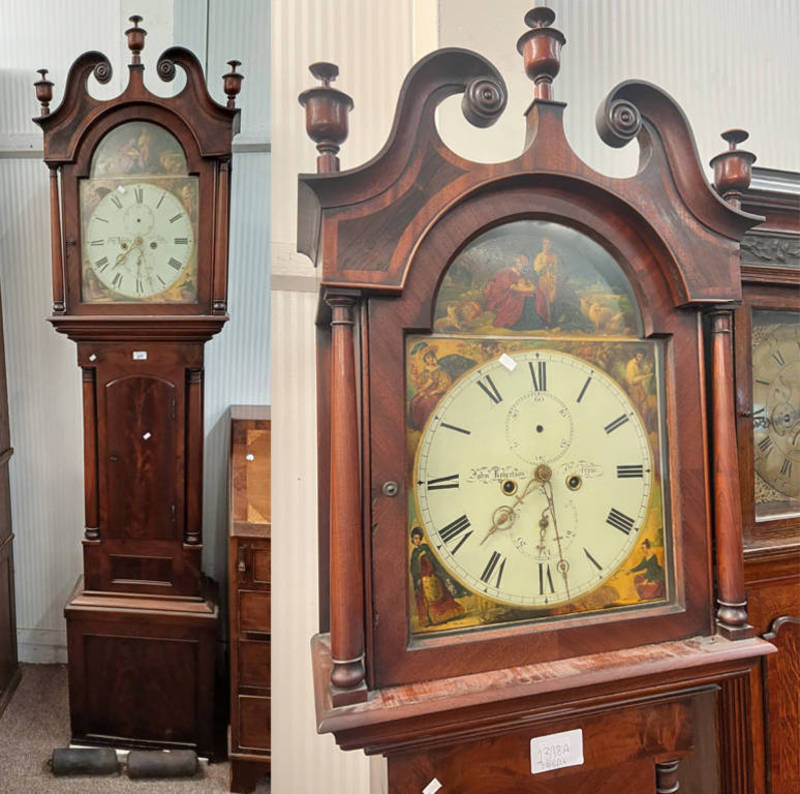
[433,220,640,337]
[80,121,199,304]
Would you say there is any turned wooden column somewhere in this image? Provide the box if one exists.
[709,309,751,638]
[185,367,203,546]
[81,368,99,541]
[212,160,231,313]
[325,289,366,699]
[47,166,65,313]
[655,759,681,793]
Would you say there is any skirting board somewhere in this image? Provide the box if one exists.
[17,628,68,664]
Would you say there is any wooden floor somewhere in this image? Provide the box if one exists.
[0,664,269,793]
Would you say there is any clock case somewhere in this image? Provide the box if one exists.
[720,164,800,792]
[301,52,767,690]
[33,20,241,757]
[733,168,800,545]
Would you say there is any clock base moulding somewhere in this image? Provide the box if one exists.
[64,576,220,759]
[311,632,773,751]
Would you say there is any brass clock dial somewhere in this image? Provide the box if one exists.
[84,182,194,299]
[414,347,658,609]
[752,316,800,504]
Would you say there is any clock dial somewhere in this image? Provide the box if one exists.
[83,183,195,300]
[752,313,800,514]
[415,349,654,607]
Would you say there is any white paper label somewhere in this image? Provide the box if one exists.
[530,728,583,774]
[422,778,442,794]
[499,352,517,371]
[88,353,97,362]
[142,432,152,440]
[132,351,147,360]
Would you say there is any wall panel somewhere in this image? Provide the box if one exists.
[269,0,414,789]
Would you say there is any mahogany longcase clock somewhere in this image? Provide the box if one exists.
[300,7,774,790]
[34,17,242,756]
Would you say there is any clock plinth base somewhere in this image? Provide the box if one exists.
[330,681,369,707]
[715,621,756,641]
[64,576,220,759]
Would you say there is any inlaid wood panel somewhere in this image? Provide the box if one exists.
[385,698,693,794]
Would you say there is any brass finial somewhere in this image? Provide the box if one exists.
[223,60,244,109]
[298,62,354,174]
[34,68,54,116]
[517,6,566,101]
[710,129,757,207]
[125,15,147,65]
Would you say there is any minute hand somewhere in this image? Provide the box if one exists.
[539,475,570,600]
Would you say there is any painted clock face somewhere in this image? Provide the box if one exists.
[406,220,671,636]
[79,121,199,304]
[415,349,653,607]
[752,312,800,518]
[84,183,194,299]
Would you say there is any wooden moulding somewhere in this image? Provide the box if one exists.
[311,632,773,754]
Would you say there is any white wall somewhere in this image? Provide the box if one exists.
[0,0,270,663]
[268,1,799,792]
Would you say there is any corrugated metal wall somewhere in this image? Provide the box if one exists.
[269,0,415,790]
[437,0,800,175]
[0,0,270,662]
[269,1,798,792]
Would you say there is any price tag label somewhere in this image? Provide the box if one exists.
[499,352,517,371]
[132,351,148,360]
[422,778,442,794]
[530,728,583,774]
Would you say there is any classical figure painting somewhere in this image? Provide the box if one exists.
[406,221,670,636]
[433,219,640,337]
[80,121,199,304]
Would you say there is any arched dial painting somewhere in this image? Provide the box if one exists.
[407,220,673,635]
[79,121,198,303]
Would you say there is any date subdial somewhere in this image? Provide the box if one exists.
[505,391,573,466]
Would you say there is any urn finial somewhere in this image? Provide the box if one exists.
[298,62,354,173]
[710,129,757,207]
[517,6,566,101]
[34,68,54,116]
[223,60,244,109]
[125,15,147,65]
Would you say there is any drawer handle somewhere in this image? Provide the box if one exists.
[237,545,247,574]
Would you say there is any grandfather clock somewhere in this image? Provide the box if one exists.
[34,18,242,757]
[300,7,776,791]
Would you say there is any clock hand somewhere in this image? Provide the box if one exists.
[479,464,552,545]
[535,466,571,600]
[479,504,516,545]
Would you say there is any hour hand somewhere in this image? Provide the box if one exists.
[479,505,516,545]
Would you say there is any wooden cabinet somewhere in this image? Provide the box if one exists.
[228,406,271,793]
[732,167,800,794]
[0,289,18,718]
